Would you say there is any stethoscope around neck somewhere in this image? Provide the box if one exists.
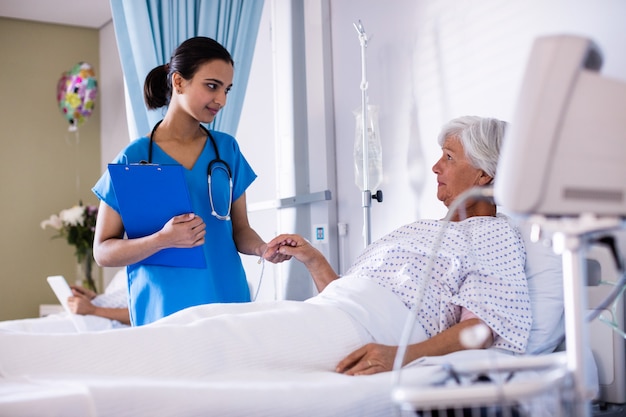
[148,120,233,221]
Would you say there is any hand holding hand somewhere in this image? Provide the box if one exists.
[259,242,293,264]
[263,233,338,292]
[335,343,398,376]
[264,234,320,266]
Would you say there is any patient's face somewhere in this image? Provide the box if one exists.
[432,136,485,207]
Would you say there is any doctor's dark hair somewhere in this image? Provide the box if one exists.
[143,36,234,110]
[437,115,507,180]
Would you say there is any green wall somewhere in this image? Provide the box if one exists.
[0,17,101,320]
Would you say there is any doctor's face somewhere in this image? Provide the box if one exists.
[432,136,488,207]
[174,59,234,124]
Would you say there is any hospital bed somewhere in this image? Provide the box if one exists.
[393,234,626,417]
[588,243,626,416]
[0,223,623,417]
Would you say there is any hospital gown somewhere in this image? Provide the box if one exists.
[343,214,531,353]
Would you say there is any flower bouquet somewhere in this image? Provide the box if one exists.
[41,203,98,292]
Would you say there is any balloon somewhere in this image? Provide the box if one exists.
[57,62,98,131]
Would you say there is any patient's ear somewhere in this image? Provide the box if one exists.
[477,170,493,186]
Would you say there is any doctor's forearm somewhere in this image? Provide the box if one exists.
[93,234,172,267]
[232,227,266,256]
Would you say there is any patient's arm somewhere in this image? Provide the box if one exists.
[67,292,131,325]
[265,234,339,292]
[336,318,494,376]
[90,307,130,325]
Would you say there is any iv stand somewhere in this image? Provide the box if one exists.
[354,20,381,248]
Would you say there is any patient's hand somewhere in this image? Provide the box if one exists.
[70,285,97,300]
[265,234,319,266]
[67,293,96,316]
[335,343,398,376]
[260,242,293,264]
[265,234,339,292]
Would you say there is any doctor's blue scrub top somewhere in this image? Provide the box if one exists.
[92,130,256,326]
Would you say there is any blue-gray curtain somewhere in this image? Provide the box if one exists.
[110,0,265,138]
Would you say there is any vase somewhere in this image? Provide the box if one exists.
[76,249,97,293]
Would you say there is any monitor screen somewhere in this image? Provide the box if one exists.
[495,35,626,218]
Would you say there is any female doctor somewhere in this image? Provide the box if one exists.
[92,37,289,326]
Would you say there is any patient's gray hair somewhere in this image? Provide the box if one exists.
[437,116,507,179]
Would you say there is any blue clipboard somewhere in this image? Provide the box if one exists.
[108,163,206,268]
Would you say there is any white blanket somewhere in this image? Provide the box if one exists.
[0,276,426,378]
[0,312,121,334]
[0,278,570,416]
[0,367,448,417]
[0,351,570,417]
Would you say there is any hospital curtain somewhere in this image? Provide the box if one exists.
[110,0,265,138]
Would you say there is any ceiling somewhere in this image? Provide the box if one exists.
[0,0,112,29]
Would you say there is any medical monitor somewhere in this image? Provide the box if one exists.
[495,35,626,217]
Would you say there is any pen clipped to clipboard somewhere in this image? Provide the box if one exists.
[108,163,206,268]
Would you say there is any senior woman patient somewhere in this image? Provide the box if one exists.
[0,116,531,379]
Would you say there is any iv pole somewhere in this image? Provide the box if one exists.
[354,20,381,248]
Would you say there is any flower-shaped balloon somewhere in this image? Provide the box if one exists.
[57,62,98,131]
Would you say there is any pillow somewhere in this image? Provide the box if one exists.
[517,220,566,355]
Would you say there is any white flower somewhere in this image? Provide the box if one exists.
[59,205,86,226]
[40,214,63,230]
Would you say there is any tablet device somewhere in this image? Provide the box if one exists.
[108,163,206,268]
[46,275,90,333]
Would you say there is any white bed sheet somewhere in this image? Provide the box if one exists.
[0,312,121,334]
[0,366,448,417]
[1,350,582,417]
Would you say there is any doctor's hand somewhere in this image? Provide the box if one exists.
[264,234,321,266]
[160,213,206,248]
[259,242,292,264]
[335,343,398,376]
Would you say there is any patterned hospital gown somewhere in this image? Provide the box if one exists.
[90,271,129,328]
[345,214,532,353]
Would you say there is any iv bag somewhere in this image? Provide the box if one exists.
[353,105,383,191]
